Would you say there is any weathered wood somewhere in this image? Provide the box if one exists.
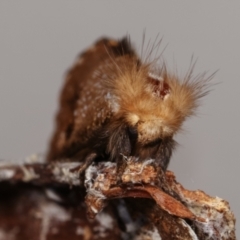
[0,157,236,240]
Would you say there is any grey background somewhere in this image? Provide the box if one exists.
[0,1,239,237]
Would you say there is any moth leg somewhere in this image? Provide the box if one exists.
[116,154,128,182]
[116,137,131,183]
[155,138,175,172]
[78,152,97,176]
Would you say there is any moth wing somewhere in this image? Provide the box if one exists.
[47,37,135,161]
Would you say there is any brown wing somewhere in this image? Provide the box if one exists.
[47,37,136,161]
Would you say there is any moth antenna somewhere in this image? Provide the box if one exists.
[158,60,167,76]
[152,36,163,61]
[182,58,216,103]
[144,36,162,65]
[185,55,198,82]
[141,35,167,66]
[142,38,152,63]
[122,34,131,55]
[119,35,135,70]
[144,39,155,63]
[146,33,161,60]
[140,30,146,60]
[103,44,124,76]
[152,41,168,65]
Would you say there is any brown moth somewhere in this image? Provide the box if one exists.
[47,37,211,173]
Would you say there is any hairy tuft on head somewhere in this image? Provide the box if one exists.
[102,48,214,143]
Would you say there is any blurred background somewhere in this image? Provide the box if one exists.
[0,1,239,237]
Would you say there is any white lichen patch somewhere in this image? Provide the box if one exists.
[39,202,70,240]
[45,189,63,203]
[173,184,236,239]
[85,164,98,190]
[121,158,157,185]
[75,226,92,240]
[126,158,155,175]
[134,227,162,240]
[0,169,15,180]
[87,189,106,199]
[53,162,82,186]
[148,227,162,240]
[76,226,84,235]
[95,212,113,230]
[0,161,15,168]
[177,219,199,240]
[85,162,116,191]
[21,166,39,182]
[94,212,114,238]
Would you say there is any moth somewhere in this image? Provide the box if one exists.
[47,37,211,174]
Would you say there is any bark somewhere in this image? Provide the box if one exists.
[0,155,236,240]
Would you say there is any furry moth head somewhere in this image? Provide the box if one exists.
[104,53,211,146]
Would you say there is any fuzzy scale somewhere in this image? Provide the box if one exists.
[47,37,210,171]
